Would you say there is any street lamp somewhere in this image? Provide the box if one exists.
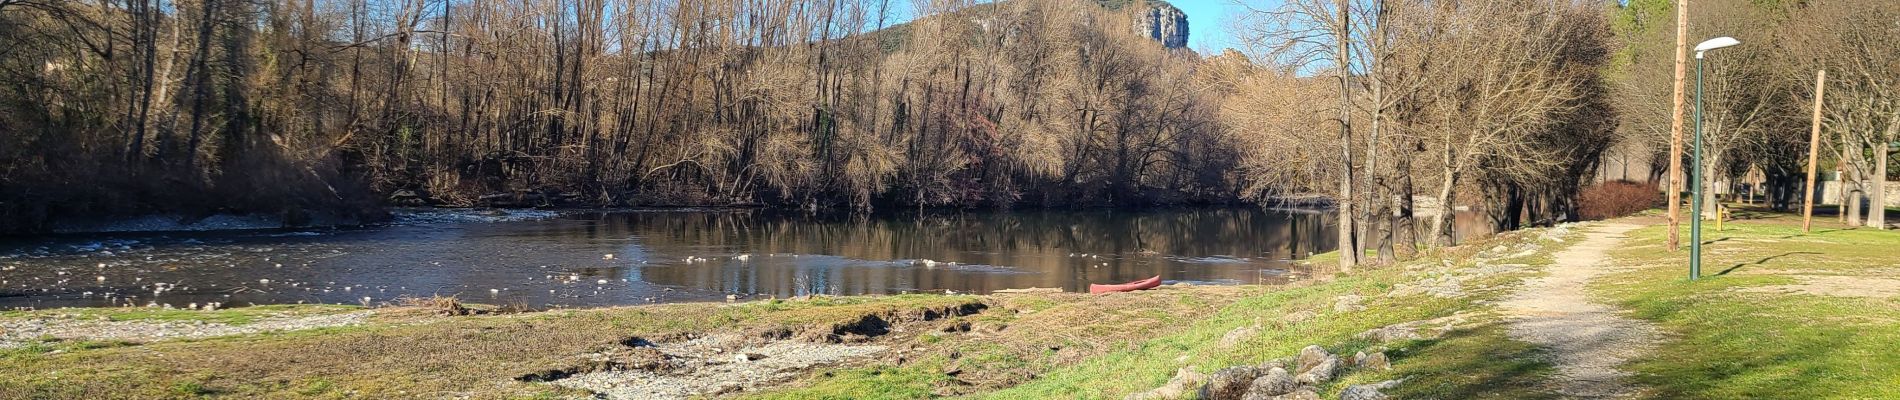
[1690,36,1740,281]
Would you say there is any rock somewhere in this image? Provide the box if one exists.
[1386,283,1424,298]
[1295,345,1330,372]
[1340,379,1404,400]
[388,189,431,206]
[1359,324,1421,343]
[1219,326,1259,348]
[1357,351,1391,370]
[1272,388,1321,400]
[1282,310,1318,323]
[616,346,675,371]
[1197,366,1263,400]
[1124,367,1208,400]
[1238,367,1296,399]
[1472,263,1530,276]
[1131,2,1189,49]
[1333,295,1365,312]
[1294,355,1338,385]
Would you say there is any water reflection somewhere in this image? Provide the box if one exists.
[0,208,1338,309]
[621,208,1337,297]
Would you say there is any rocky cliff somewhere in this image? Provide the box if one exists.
[1132,2,1189,49]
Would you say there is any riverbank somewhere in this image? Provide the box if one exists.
[2,210,1891,399]
[0,219,1571,399]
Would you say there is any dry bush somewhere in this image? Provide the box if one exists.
[1579,180,1661,220]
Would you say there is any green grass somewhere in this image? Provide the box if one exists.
[745,366,951,400]
[1598,211,1900,399]
[1374,323,1557,400]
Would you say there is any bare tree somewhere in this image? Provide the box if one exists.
[1786,0,1898,229]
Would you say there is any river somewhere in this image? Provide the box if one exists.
[0,208,1349,309]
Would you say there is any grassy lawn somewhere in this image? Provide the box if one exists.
[1598,209,1900,399]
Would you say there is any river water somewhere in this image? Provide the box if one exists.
[0,208,1342,309]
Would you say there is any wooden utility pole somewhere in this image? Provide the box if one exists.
[1666,0,1690,250]
[1804,70,1826,232]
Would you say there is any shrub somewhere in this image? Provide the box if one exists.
[1579,180,1662,220]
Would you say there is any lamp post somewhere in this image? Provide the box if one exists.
[1691,36,1740,281]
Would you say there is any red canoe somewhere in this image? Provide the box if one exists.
[1089,275,1163,294]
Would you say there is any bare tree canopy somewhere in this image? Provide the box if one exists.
[3,0,1892,236]
[0,0,1232,232]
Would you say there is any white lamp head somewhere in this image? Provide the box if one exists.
[1694,37,1740,59]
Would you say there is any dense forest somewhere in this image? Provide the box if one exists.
[1,0,1895,263]
[1,0,1226,232]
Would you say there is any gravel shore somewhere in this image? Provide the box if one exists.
[0,311,373,349]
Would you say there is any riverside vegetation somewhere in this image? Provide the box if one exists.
[4,208,1893,399]
[0,220,1578,399]
[5,0,1900,397]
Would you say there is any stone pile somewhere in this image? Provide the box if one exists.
[1126,345,1400,400]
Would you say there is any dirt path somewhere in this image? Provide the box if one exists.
[1499,222,1658,399]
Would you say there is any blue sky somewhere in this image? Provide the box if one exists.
[1172,0,1260,53]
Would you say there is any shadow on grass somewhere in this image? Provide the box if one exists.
[1381,322,1560,400]
[1623,298,1884,399]
[1777,229,1843,238]
[1716,252,1820,276]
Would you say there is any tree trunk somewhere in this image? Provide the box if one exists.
[126,0,159,162]
[1872,140,1890,229]
[1397,142,1418,257]
[1846,140,1864,225]
[1430,156,1457,248]
[180,0,221,171]
[1703,156,1722,219]
[1333,0,1358,269]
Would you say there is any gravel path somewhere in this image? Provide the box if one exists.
[1499,222,1658,399]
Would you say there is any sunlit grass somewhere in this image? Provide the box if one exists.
[1599,211,1900,399]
